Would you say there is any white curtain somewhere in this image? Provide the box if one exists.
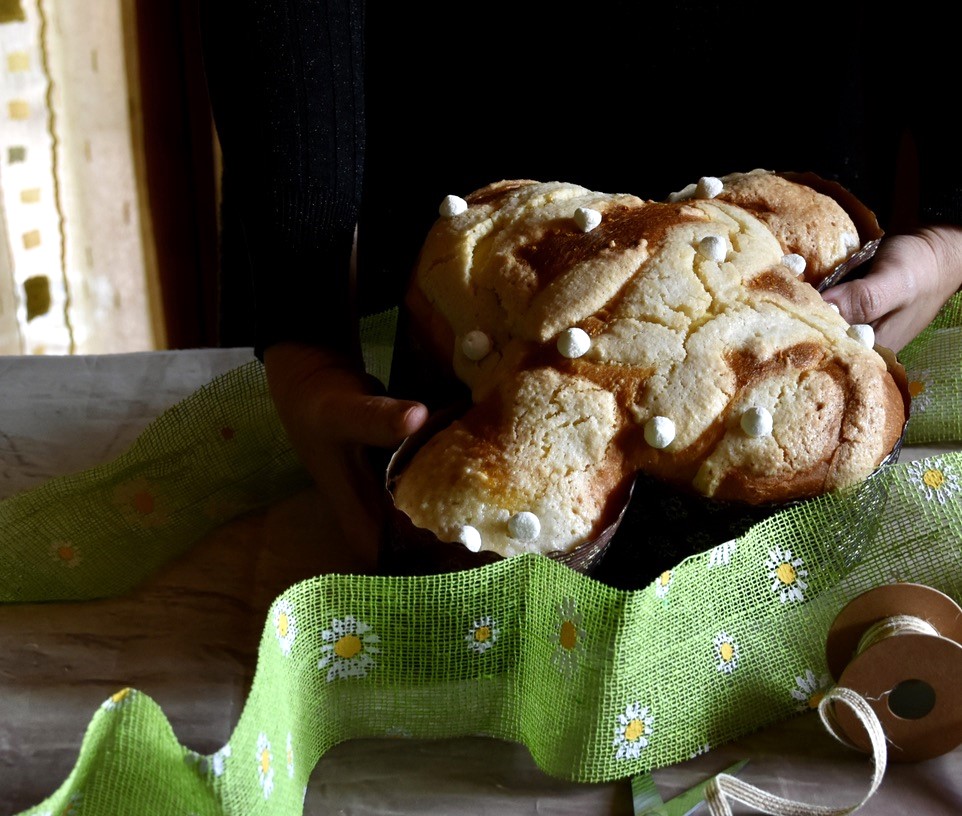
[0,0,158,355]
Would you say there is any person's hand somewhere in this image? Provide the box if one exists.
[263,341,428,573]
[821,225,962,352]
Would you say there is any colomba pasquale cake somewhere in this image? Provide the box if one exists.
[390,173,908,562]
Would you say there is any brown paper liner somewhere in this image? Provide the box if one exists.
[381,403,632,577]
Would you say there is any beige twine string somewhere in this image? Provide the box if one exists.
[703,613,942,815]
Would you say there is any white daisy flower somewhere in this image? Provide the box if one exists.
[550,597,586,676]
[318,616,380,681]
[708,539,736,568]
[653,570,673,599]
[211,743,231,777]
[256,732,274,799]
[906,369,933,413]
[101,687,136,711]
[908,456,961,504]
[713,632,739,674]
[286,732,295,779]
[765,546,809,603]
[466,615,500,654]
[791,669,832,711]
[49,541,82,568]
[613,702,654,760]
[273,599,297,656]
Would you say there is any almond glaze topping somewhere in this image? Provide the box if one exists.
[514,202,701,291]
[465,180,536,207]
[747,269,803,303]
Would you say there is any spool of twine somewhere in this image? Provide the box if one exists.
[704,583,962,815]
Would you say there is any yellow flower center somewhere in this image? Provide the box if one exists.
[776,562,796,584]
[659,570,671,587]
[334,634,362,659]
[908,380,926,398]
[277,613,289,638]
[720,642,735,662]
[57,544,75,562]
[624,718,646,742]
[260,748,271,774]
[132,490,155,515]
[808,691,824,709]
[111,688,130,705]
[560,620,578,650]
[923,468,946,489]
[474,625,491,643]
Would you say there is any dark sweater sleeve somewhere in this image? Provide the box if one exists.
[198,0,365,359]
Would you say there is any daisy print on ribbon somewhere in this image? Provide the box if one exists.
[613,702,654,760]
[113,477,167,528]
[466,615,500,654]
[286,732,295,779]
[211,744,231,777]
[765,545,808,603]
[101,687,136,711]
[319,616,380,681]
[791,669,832,711]
[653,570,673,600]
[273,599,297,656]
[906,368,932,413]
[713,632,739,674]
[550,597,585,676]
[49,540,81,568]
[908,456,961,504]
[256,732,274,799]
[708,538,736,568]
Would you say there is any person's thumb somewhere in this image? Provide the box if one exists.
[821,243,917,326]
[322,391,429,448]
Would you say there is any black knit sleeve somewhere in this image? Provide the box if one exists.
[198,0,365,359]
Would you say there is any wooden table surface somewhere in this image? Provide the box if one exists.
[1,349,960,815]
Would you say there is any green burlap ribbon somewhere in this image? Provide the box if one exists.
[3,297,962,815]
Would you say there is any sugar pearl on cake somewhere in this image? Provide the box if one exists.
[644,416,675,449]
[698,235,727,262]
[848,323,875,348]
[557,327,591,359]
[574,206,602,233]
[741,406,773,437]
[457,525,482,553]
[695,176,723,199]
[781,253,806,276]
[439,194,468,217]
[508,511,541,541]
[461,330,492,361]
